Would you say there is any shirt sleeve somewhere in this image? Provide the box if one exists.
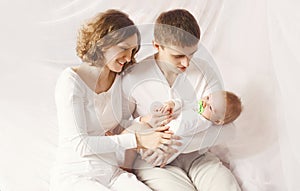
[55,74,137,157]
[169,109,212,136]
[119,75,138,129]
[192,57,224,98]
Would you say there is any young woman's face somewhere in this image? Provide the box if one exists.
[102,34,139,73]
[201,91,226,125]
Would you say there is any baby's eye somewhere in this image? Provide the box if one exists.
[209,106,212,111]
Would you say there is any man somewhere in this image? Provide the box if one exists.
[121,9,241,191]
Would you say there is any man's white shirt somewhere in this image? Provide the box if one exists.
[121,55,235,167]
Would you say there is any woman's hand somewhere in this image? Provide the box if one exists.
[135,126,181,150]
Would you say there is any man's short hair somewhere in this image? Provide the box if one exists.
[154,9,200,47]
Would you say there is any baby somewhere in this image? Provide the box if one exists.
[157,90,242,127]
[121,91,242,169]
[146,90,242,166]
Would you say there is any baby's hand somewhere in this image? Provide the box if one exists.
[151,101,175,115]
[158,101,175,115]
[145,101,174,128]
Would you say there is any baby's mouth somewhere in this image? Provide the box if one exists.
[198,100,204,114]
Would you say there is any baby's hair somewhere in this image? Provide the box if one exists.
[223,91,242,125]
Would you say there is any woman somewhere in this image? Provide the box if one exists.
[50,10,178,191]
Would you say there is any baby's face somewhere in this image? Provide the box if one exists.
[201,91,226,125]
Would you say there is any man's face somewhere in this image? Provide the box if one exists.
[155,43,198,73]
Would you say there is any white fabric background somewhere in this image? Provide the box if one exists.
[0,0,299,190]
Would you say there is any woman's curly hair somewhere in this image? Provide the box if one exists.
[76,9,140,69]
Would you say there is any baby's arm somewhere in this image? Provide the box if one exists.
[137,99,182,128]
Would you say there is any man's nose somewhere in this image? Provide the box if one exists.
[181,57,189,67]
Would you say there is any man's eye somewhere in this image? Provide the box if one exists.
[174,55,184,58]
[120,47,128,51]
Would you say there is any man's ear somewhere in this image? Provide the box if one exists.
[152,40,160,50]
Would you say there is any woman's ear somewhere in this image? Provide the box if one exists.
[101,46,109,52]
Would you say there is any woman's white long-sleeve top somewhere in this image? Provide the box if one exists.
[54,68,136,171]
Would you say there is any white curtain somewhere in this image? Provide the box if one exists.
[0,0,299,190]
[210,1,300,190]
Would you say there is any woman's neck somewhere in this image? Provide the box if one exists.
[74,63,116,94]
[96,66,116,94]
